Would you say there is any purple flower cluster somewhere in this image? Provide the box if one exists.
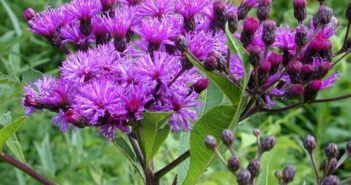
[23,0,245,139]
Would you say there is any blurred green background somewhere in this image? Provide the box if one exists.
[1,0,351,185]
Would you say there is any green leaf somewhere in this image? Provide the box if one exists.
[21,68,44,84]
[0,113,25,162]
[225,23,250,76]
[0,116,26,151]
[182,106,237,185]
[182,24,252,185]
[34,135,56,177]
[201,82,224,115]
[185,53,241,106]
[0,0,22,36]
[0,72,20,84]
[140,111,172,167]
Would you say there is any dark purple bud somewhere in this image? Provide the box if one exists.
[247,160,260,178]
[268,52,282,66]
[236,169,252,185]
[193,79,209,94]
[308,80,323,91]
[287,60,302,72]
[260,136,276,152]
[253,129,261,137]
[287,60,303,83]
[248,46,263,67]
[65,108,81,123]
[181,58,194,70]
[282,49,293,67]
[204,56,218,71]
[293,0,307,23]
[228,155,241,172]
[114,37,127,52]
[243,17,260,35]
[304,80,323,102]
[295,25,308,48]
[321,175,341,185]
[23,8,36,22]
[175,36,188,53]
[257,2,271,22]
[317,6,333,26]
[184,16,196,32]
[302,64,314,76]
[303,135,316,153]
[24,94,37,107]
[262,20,276,46]
[227,12,238,33]
[320,62,333,73]
[282,165,296,183]
[100,0,116,10]
[237,2,254,20]
[309,35,332,53]
[325,143,339,159]
[346,2,351,22]
[275,171,283,179]
[205,135,217,151]
[346,140,351,154]
[213,1,227,17]
[326,158,338,175]
[259,61,272,74]
[221,129,234,147]
[288,84,305,97]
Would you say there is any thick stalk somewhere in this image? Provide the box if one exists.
[0,153,56,185]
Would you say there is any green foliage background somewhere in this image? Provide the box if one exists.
[0,0,351,184]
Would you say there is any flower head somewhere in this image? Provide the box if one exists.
[29,9,63,36]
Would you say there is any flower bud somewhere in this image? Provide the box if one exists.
[346,2,351,22]
[24,94,38,107]
[221,129,234,147]
[282,165,296,183]
[288,84,305,97]
[303,135,316,153]
[205,135,217,151]
[302,64,314,79]
[309,35,332,53]
[228,155,241,172]
[204,56,218,71]
[193,79,209,94]
[257,0,271,21]
[247,159,260,178]
[227,12,238,33]
[293,0,307,23]
[212,1,227,30]
[236,169,252,185]
[317,6,333,26]
[304,80,323,102]
[243,17,260,35]
[184,17,196,32]
[253,129,261,137]
[326,158,337,175]
[260,136,276,152]
[114,37,127,52]
[181,58,194,70]
[64,108,81,123]
[275,171,283,179]
[325,143,339,159]
[248,46,263,67]
[262,20,276,46]
[346,140,351,154]
[23,8,36,22]
[320,175,341,185]
[308,80,323,91]
[268,52,282,66]
[287,60,303,83]
[237,1,255,20]
[175,36,188,53]
[295,25,308,48]
[259,61,272,74]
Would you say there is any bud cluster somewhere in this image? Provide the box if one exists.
[197,0,344,116]
[303,135,351,185]
[205,129,278,185]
